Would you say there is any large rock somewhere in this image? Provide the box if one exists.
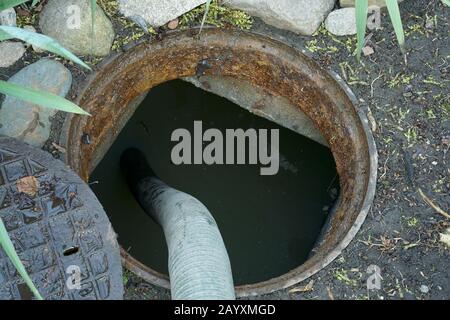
[184,76,327,146]
[0,59,72,147]
[0,8,16,26]
[0,41,26,67]
[119,0,207,27]
[325,8,356,36]
[39,0,115,56]
[340,0,404,7]
[222,0,335,35]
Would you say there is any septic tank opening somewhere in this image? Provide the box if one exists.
[61,28,377,297]
[89,79,340,286]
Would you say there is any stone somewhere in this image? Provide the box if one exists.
[425,16,435,30]
[0,8,16,26]
[325,8,357,36]
[222,0,335,35]
[39,0,115,56]
[442,136,450,147]
[118,0,206,28]
[0,59,72,147]
[167,19,179,30]
[0,41,26,67]
[340,0,404,8]
[420,285,429,294]
[440,228,450,249]
[184,76,327,146]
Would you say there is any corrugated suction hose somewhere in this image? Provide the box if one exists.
[120,148,235,300]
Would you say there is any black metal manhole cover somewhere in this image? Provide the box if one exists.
[0,136,123,300]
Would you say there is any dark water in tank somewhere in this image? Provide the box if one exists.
[90,80,339,285]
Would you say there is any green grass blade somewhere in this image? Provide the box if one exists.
[31,0,39,7]
[0,217,43,300]
[0,26,91,70]
[385,0,405,53]
[0,0,29,11]
[91,0,96,27]
[0,80,90,115]
[355,0,369,61]
[90,0,96,54]
[0,29,11,41]
[199,0,211,34]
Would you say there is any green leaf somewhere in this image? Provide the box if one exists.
[0,26,91,70]
[355,0,369,61]
[0,0,29,11]
[0,217,43,300]
[442,0,450,6]
[90,0,96,55]
[91,0,96,27]
[31,0,39,7]
[199,0,211,34]
[385,0,405,53]
[0,80,90,115]
[0,29,10,41]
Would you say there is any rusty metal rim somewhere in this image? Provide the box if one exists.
[60,28,378,298]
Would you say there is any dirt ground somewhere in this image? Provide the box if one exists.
[254,0,450,300]
[1,0,448,300]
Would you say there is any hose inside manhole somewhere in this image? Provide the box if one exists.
[61,28,378,297]
[121,148,235,300]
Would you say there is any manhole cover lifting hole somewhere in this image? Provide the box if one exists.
[0,136,123,300]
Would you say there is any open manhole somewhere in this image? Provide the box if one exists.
[61,29,377,297]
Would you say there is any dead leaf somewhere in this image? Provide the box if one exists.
[16,176,39,197]
[289,280,314,293]
[366,106,377,133]
[439,229,450,249]
[326,286,335,300]
[362,46,375,56]
[15,7,30,17]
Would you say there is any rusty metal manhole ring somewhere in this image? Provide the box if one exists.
[0,136,123,300]
[60,28,377,297]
